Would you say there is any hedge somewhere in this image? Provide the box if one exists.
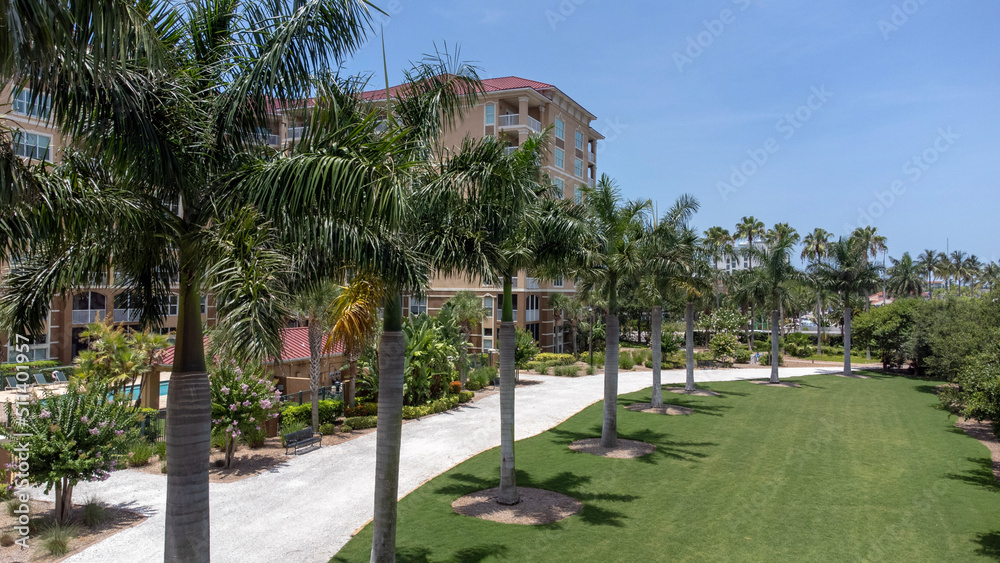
[553,365,580,377]
[0,360,60,374]
[344,402,378,418]
[342,416,377,431]
[533,353,575,366]
[280,399,344,426]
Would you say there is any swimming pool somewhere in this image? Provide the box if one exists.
[124,380,170,399]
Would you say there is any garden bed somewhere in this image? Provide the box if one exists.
[0,498,145,562]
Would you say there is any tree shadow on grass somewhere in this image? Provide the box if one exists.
[974,532,1000,560]
[433,472,495,496]
[914,384,942,395]
[453,544,510,562]
[619,395,733,418]
[944,457,1000,492]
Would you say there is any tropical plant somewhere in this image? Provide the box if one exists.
[1,382,138,524]
[209,363,281,469]
[289,281,338,430]
[887,252,925,298]
[329,275,386,409]
[577,175,652,447]
[549,292,586,357]
[73,317,169,396]
[402,313,460,406]
[735,216,766,350]
[440,291,488,386]
[801,228,832,353]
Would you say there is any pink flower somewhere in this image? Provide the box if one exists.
[115,430,124,436]
[99,421,108,427]
[242,400,251,407]
[89,428,100,435]
[259,399,272,409]
[240,383,249,392]
[39,409,51,419]
[249,417,255,422]
[229,404,237,411]
[221,387,230,394]
[80,415,89,423]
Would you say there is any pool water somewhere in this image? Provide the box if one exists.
[124,381,170,399]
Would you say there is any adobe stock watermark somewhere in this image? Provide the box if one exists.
[594,116,628,154]
[545,0,591,31]
[717,86,834,201]
[674,0,751,73]
[844,127,958,234]
[9,334,34,548]
[877,0,930,40]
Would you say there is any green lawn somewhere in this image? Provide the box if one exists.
[798,353,873,365]
[333,374,1000,562]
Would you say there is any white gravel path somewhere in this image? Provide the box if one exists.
[49,366,840,563]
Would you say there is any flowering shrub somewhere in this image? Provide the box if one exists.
[209,363,281,468]
[1,382,139,523]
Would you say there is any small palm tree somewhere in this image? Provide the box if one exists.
[441,291,489,387]
[329,275,385,410]
[289,281,339,430]
[548,292,586,357]
[703,226,735,307]
[886,253,924,298]
[735,216,766,349]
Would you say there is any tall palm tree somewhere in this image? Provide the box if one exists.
[703,226,734,307]
[289,280,339,430]
[1,4,411,561]
[735,216,765,349]
[766,222,801,247]
[982,262,1000,293]
[811,236,881,376]
[577,175,652,448]
[916,249,939,289]
[441,291,489,387]
[963,255,983,296]
[734,238,799,382]
[886,252,924,298]
[948,250,969,296]
[801,228,831,353]
[549,292,586,357]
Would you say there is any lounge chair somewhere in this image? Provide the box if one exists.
[4,376,19,390]
[33,373,49,386]
[53,371,69,383]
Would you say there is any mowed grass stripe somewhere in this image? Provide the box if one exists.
[333,374,1000,562]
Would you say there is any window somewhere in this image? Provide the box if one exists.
[13,131,50,161]
[554,148,565,169]
[485,104,495,126]
[553,276,564,288]
[7,334,48,363]
[162,294,178,316]
[574,158,583,178]
[526,323,540,341]
[11,89,51,119]
[482,338,494,351]
[73,292,107,324]
[575,130,584,150]
[483,328,493,337]
[554,118,564,140]
[553,177,564,191]
[200,296,207,315]
[409,296,427,316]
[574,186,583,204]
[114,294,140,323]
[483,296,493,317]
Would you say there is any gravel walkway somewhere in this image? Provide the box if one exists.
[51,366,841,563]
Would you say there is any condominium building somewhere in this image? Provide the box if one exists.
[362,77,603,354]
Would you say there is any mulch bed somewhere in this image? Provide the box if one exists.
[666,387,721,397]
[956,418,1000,482]
[0,498,146,562]
[568,438,655,458]
[452,487,582,525]
[750,380,801,388]
[625,402,694,416]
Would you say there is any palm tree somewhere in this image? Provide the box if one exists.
[289,281,339,430]
[886,253,924,298]
[963,255,983,296]
[811,236,881,375]
[801,228,831,353]
[549,292,586,357]
[982,262,1000,293]
[1,4,404,560]
[703,226,734,307]
[766,222,801,247]
[328,276,385,410]
[948,250,969,296]
[734,238,799,382]
[441,291,489,387]
[577,175,652,448]
[916,249,940,289]
[735,216,765,350]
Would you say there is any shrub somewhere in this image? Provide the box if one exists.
[153,441,166,459]
[242,425,268,448]
[127,440,154,467]
[466,366,496,391]
[554,365,580,377]
[661,332,681,356]
[210,363,281,469]
[449,381,462,394]
[534,353,575,366]
[402,405,432,419]
[710,333,740,365]
[586,365,595,375]
[590,351,605,367]
[735,346,752,364]
[343,416,377,430]
[515,328,540,369]
[0,532,13,547]
[525,361,546,374]
[619,352,635,370]
[319,423,337,435]
[39,523,80,556]
[280,399,344,426]
[344,402,378,418]
[82,498,106,528]
[6,498,18,517]
[279,421,307,447]
[761,352,785,366]
[160,460,167,474]
[0,360,60,375]
[459,391,474,403]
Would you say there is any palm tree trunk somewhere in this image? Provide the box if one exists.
[748,304,755,352]
[685,301,695,391]
[308,317,322,431]
[498,276,518,505]
[165,262,211,563]
[571,320,578,358]
[601,312,619,448]
[770,309,780,383]
[347,359,358,408]
[843,304,852,376]
[816,290,823,355]
[458,328,469,388]
[371,294,404,563]
[650,305,663,408]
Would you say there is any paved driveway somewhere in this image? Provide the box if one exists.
[55,367,840,562]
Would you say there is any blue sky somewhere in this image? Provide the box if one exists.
[341,0,1000,265]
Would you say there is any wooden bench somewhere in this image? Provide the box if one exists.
[284,427,321,455]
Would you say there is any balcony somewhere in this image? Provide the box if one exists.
[504,146,518,156]
[73,309,104,325]
[498,115,542,133]
[588,178,596,188]
[526,277,540,290]
[588,152,596,164]
[114,308,140,323]
[267,134,280,146]
[511,277,518,289]
[288,126,307,141]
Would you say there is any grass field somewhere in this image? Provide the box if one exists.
[333,373,1000,562]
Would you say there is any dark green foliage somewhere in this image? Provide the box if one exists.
[319,423,337,435]
[278,421,307,447]
[0,360,59,374]
[618,351,635,370]
[458,391,474,403]
[853,300,919,369]
[280,399,344,426]
[515,328,539,369]
[465,366,495,391]
[82,498,106,528]
[553,365,581,377]
[343,416,377,430]
[660,332,681,355]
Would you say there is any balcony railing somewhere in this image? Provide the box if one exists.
[288,126,307,140]
[527,116,541,132]
[526,277,540,289]
[114,308,140,323]
[498,114,518,127]
[511,277,518,289]
[73,310,104,325]
[588,152,596,164]
[267,134,280,146]
[504,146,518,156]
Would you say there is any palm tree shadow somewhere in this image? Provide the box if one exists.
[433,472,495,496]
[396,546,432,563]
[944,457,1000,492]
[452,544,510,562]
[975,532,1000,560]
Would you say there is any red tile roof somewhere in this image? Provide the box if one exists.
[155,327,344,366]
[362,76,555,101]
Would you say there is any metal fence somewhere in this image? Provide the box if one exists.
[139,410,166,443]
[278,384,343,405]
